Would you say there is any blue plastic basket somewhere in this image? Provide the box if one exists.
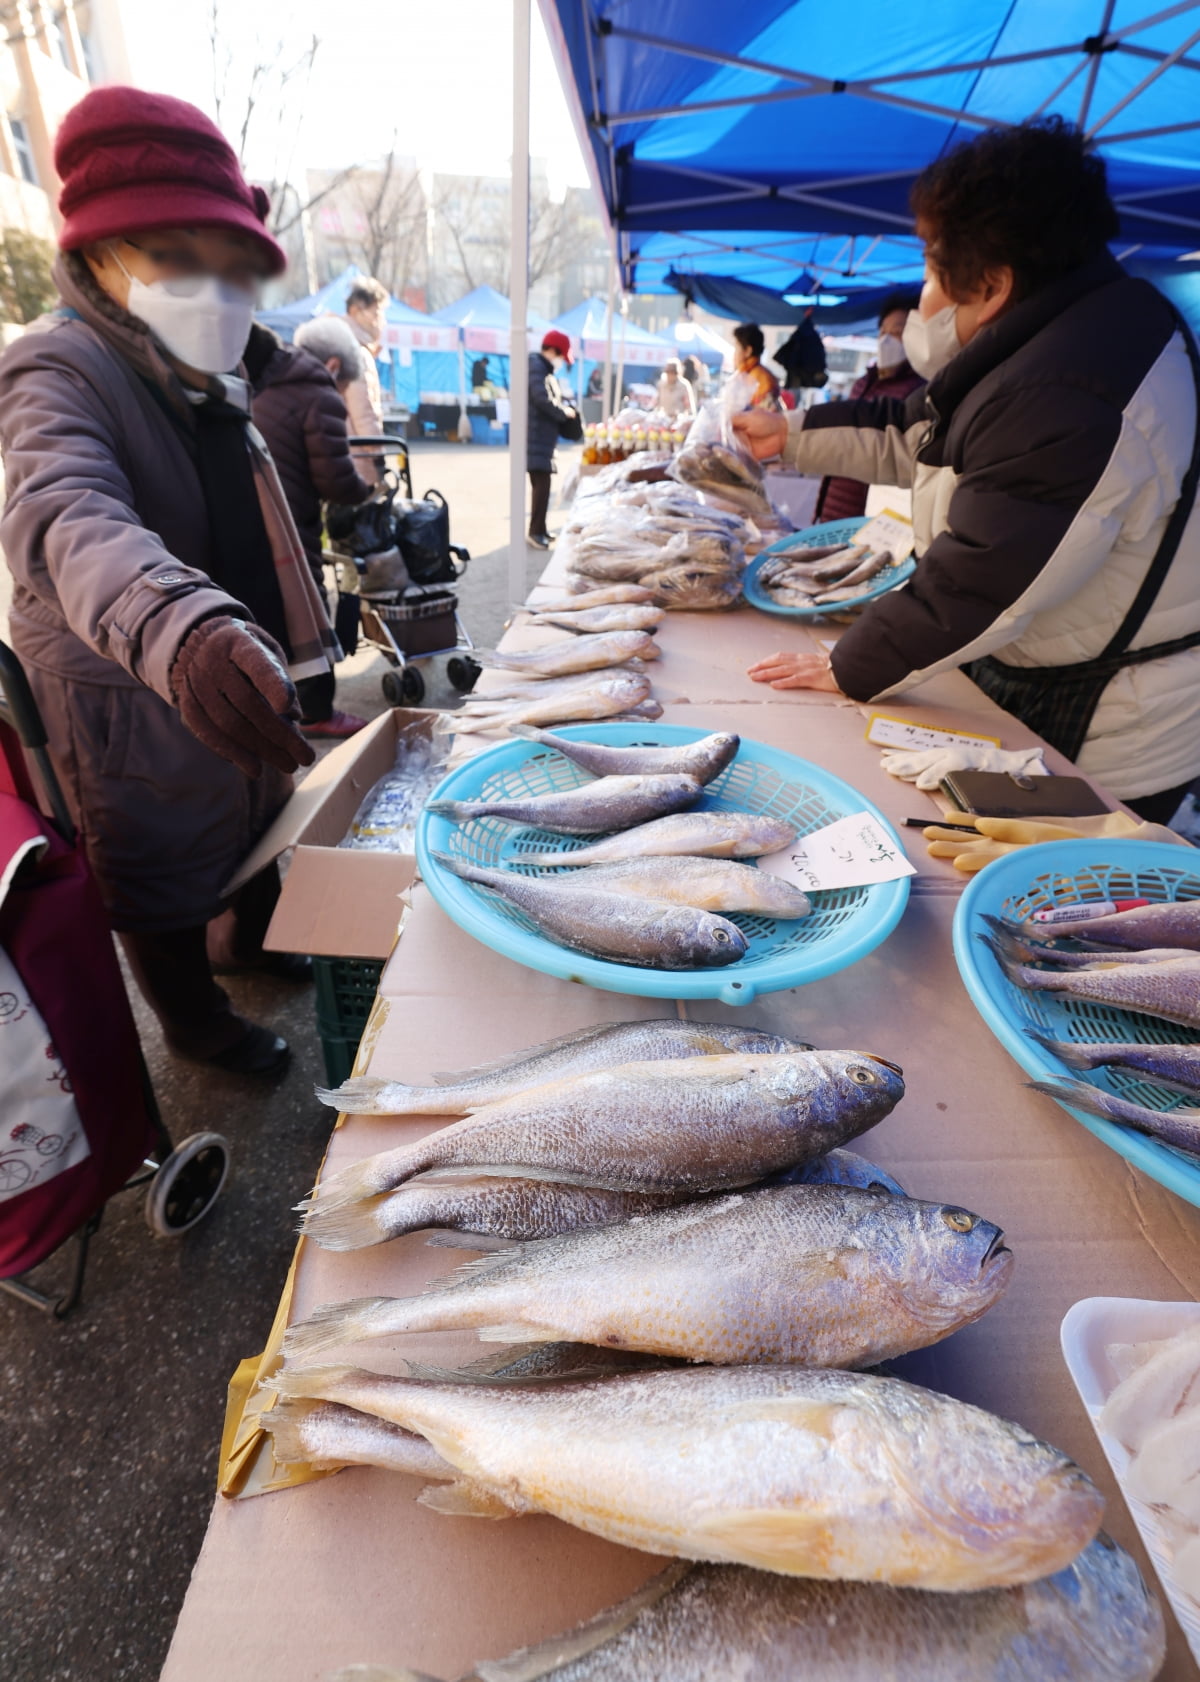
[417,723,911,1005]
[952,840,1200,1209]
[744,518,917,619]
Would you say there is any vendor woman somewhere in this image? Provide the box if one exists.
[738,118,1200,823]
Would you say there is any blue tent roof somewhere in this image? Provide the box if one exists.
[262,263,441,330]
[540,2,1200,290]
[432,284,553,336]
[552,296,678,356]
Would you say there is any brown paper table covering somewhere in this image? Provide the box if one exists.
[162,577,1200,1681]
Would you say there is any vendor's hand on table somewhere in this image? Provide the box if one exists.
[747,650,842,692]
[731,409,789,461]
[171,615,316,779]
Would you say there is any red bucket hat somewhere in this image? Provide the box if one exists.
[541,329,573,366]
[55,86,286,276]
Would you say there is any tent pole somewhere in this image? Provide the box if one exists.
[615,296,627,415]
[603,258,616,420]
[508,0,531,609]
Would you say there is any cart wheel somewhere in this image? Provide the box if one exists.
[144,1131,229,1237]
[398,665,425,705]
[381,668,405,706]
[447,655,482,694]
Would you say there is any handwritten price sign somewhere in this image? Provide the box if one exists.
[757,812,917,894]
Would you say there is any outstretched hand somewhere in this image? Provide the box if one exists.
[731,409,790,461]
[747,650,843,692]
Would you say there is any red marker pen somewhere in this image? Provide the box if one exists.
[1031,898,1150,926]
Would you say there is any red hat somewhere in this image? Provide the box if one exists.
[542,329,573,366]
[55,86,286,276]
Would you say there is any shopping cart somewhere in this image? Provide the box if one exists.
[329,435,481,708]
[0,640,230,1318]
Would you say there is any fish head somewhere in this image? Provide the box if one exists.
[682,912,749,968]
[884,1200,1014,1329]
[801,1051,906,1136]
[1029,1533,1166,1678]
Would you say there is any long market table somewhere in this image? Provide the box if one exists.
[162,549,1200,1682]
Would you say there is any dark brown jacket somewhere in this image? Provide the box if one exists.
[0,256,289,932]
[246,327,371,580]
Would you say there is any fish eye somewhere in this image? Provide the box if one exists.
[713,928,731,943]
[847,1065,878,1085]
[942,1208,976,1233]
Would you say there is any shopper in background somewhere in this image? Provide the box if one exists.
[773,307,829,395]
[814,293,924,523]
[342,276,388,477]
[0,86,339,1075]
[246,316,373,740]
[656,357,696,419]
[681,352,709,401]
[738,118,1200,821]
[731,323,782,410]
[527,328,580,551]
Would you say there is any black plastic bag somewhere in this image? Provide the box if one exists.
[397,491,457,584]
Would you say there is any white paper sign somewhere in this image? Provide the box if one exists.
[866,712,1001,753]
[757,812,917,894]
[855,508,915,563]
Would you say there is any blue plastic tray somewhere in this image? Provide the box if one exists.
[952,840,1200,1209]
[744,517,917,619]
[417,723,911,1005]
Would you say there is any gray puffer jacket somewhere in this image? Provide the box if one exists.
[0,255,289,932]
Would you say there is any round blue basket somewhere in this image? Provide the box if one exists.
[952,840,1200,1209]
[744,518,917,619]
[417,723,911,1005]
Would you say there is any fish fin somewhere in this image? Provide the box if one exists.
[418,1247,524,1292]
[692,1506,838,1572]
[298,1193,396,1252]
[314,1077,398,1114]
[261,1396,349,1469]
[471,1566,692,1682]
[418,1478,519,1520]
[268,1363,381,1404]
[475,1323,564,1344]
[430,1021,641,1085]
[424,1231,523,1253]
[282,1297,398,1362]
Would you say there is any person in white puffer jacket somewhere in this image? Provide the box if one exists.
[738,117,1200,823]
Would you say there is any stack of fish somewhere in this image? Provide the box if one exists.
[449,630,663,738]
[670,437,777,524]
[267,1017,1163,1679]
[981,903,1200,1159]
[755,539,903,611]
[556,481,755,610]
[427,730,805,970]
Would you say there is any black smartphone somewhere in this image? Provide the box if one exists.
[940,771,1111,819]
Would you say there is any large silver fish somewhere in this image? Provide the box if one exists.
[465,666,649,704]
[529,605,665,634]
[450,674,651,736]
[987,937,1200,1030]
[529,584,657,611]
[327,1538,1165,1682]
[983,918,1200,970]
[427,773,702,836]
[1016,899,1200,951]
[430,853,748,969]
[779,1148,906,1196]
[296,1176,688,1252]
[298,1050,904,1221]
[1028,1031,1200,1092]
[483,631,659,677]
[317,1018,812,1116]
[509,726,739,785]
[521,810,796,866]
[267,1362,1103,1590]
[1028,1076,1200,1156]
[284,1183,1012,1366]
[553,856,811,918]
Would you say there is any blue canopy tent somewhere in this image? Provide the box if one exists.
[431,285,555,395]
[552,296,679,402]
[538,0,1200,301]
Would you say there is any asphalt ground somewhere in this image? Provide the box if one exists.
[0,440,565,1682]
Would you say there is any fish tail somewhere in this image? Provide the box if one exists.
[429,850,486,884]
[1026,1032,1102,1072]
[315,1077,410,1115]
[329,1666,440,1682]
[262,1396,340,1467]
[269,1362,384,1404]
[978,930,1038,989]
[507,723,551,744]
[282,1297,405,1362]
[296,1142,429,1220]
[1026,1077,1157,1130]
[297,1192,399,1251]
[424,799,471,820]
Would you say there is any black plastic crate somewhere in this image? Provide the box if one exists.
[312,955,384,1088]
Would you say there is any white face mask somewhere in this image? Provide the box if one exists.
[877,332,905,370]
[113,249,256,373]
[902,305,961,380]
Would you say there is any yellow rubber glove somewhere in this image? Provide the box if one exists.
[923,811,1191,872]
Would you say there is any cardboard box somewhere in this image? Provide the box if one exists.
[226,708,438,962]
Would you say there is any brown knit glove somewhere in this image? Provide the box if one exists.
[170,617,315,778]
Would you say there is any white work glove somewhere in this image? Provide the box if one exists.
[878,744,1049,791]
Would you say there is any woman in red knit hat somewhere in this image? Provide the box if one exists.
[0,86,340,1077]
